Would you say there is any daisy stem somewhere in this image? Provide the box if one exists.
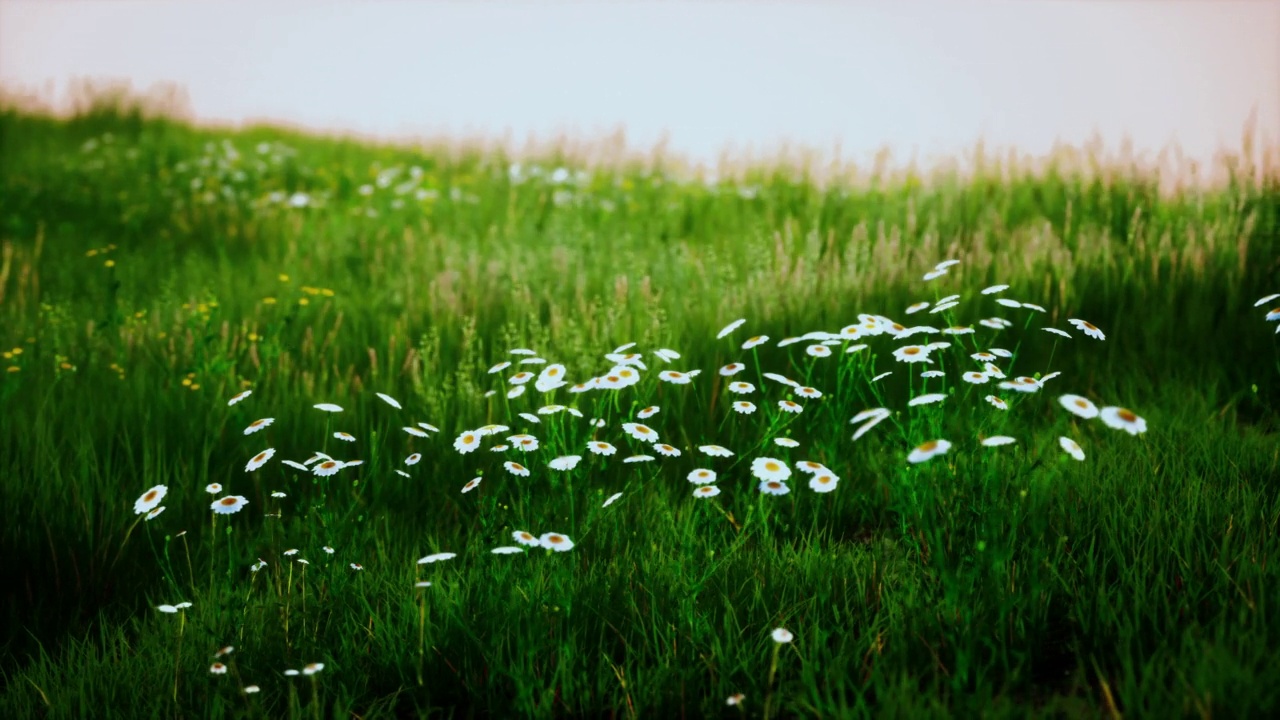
[417,590,427,686]
[108,514,144,577]
[311,677,320,720]
[763,641,781,720]
[172,609,185,704]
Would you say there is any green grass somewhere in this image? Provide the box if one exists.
[2,90,1279,718]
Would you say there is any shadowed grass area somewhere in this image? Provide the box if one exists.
[1,90,1279,718]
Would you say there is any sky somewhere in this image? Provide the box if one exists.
[1,1,1277,169]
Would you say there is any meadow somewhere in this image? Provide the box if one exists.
[1,91,1279,718]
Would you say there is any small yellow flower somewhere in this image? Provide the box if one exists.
[104,260,115,268]
[196,303,208,313]
[182,378,192,386]
[157,332,167,339]
[7,366,18,373]
[13,347,24,354]
[2,352,10,360]
[298,298,309,306]
[262,297,277,305]
[278,274,290,283]
[86,249,98,257]
[247,333,260,342]
[189,383,200,390]
[320,288,335,297]
[59,362,73,370]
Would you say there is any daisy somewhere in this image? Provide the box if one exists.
[375,392,402,409]
[657,370,691,385]
[637,406,660,419]
[613,342,638,353]
[282,460,308,471]
[962,371,989,384]
[930,301,960,314]
[988,348,1013,358]
[981,436,1016,447]
[509,434,540,452]
[454,431,481,454]
[587,441,617,456]
[520,357,547,365]
[509,348,537,356]
[313,403,343,413]
[245,448,276,472]
[133,484,167,512]
[741,335,769,350]
[602,492,623,508]
[759,480,791,496]
[517,412,541,424]
[752,457,792,482]
[549,455,581,471]
[568,381,594,393]
[1254,293,1280,307]
[778,400,803,414]
[693,485,721,498]
[809,474,839,493]
[726,693,746,706]
[621,423,658,442]
[654,443,681,457]
[350,563,364,570]
[995,298,1022,309]
[839,324,865,339]
[243,686,260,694]
[852,415,888,441]
[1068,319,1105,340]
[509,372,534,385]
[405,453,421,466]
[905,301,930,314]
[1022,303,1047,313]
[922,268,948,281]
[935,259,960,271]
[623,454,654,463]
[243,418,274,435]
[795,386,822,399]
[851,408,890,424]
[491,546,523,555]
[907,439,951,464]
[920,370,946,379]
[999,377,1041,393]
[488,361,511,374]
[417,552,456,564]
[476,424,510,436]
[1043,327,1072,339]
[205,483,222,494]
[719,363,746,377]
[1059,436,1085,461]
[978,318,1007,330]
[893,345,931,364]
[983,362,1007,379]
[774,437,800,448]
[727,381,755,394]
[925,341,952,352]
[908,393,946,407]
[1058,394,1099,419]
[871,371,893,382]
[1040,371,1062,384]
[699,444,734,457]
[539,532,575,552]
[986,395,1009,410]
[654,348,681,362]
[1099,407,1147,435]
[794,460,829,475]
[210,662,228,675]
[503,461,530,477]
[461,477,482,493]
[732,401,757,415]
[971,352,997,362]
[312,460,344,477]
[942,326,975,336]
[211,495,249,514]
[536,363,567,385]
[981,284,1009,295]
[512,531,540,547]
[681,467,717,485]
[716,318,746,339]
[762,372,799,388]
[416,422,441,434]
[227,390,252,406]
[334,431,356,442]
[805,344,831,357]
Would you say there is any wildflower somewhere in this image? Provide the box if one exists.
[205,483,222,494]
[454,431,481,454]
[1059,436,1085,461]
[1022,303,1047,313]
[716,318,746,339]
[251,559,267,572]
[908,393,946,407]
[395,469,411,477]
[476,424,510,436]
[1058,394,1099,419]
[774,437,799,448]
[920,370,946,378]
[981,436,1016,447]
[375,392,402,409]
[871,371,893,382]
[1254,293,1280,307]
[244,686,260,694]
[942,325,975,336]
[146,506,166,521]
[930,301,960,314]
[637,406,660,419]
[623,454,654,463]
[658,370,692,384]
[313,460,343,477]
[405,453,422,466]
[492,546,523,555]
[906,301,930,314]
[727,381,755,394]
[752,457,792,482]
[1068,318,1105,340]
[693,485,722,498]
[508,434,540,452]
[852,415,888,441]
[893,345,931,364]
[521,357,547,365]
[323,546,334,554]
[983,362,1007,379]
[418,422,440,433]
[981,284,1009,295]
[587,441,617,456]
[699,444,734,457]
[313,403,343,413]
[1099,407,1147,435]
[461,476,482,493]
[907,439,951,464]
[621,423,658,442]
[303,663,324,676]
[741,335,769,350]
[539,532,575,552]
[922,268,948,281]
[518,412,541,424]
[210,663,228,675]
[415,581,432,588]
[403,426,429,438]
[549,455,582,471]
[503,461,530,477]
[654,444,681,457]
[245,448,276,472]
[243,418,274,435]
[809,474,838,493]
[762,372,799,388]
[513,530,540,547]
[417,552,456,564]
[935,259,960,271]
[759,480,791,495]
[509,372,534,385]
[688,469,717,485]
[509,348,537,356]
[999,377,1041,393]
[211,495,249,514]
[719,363,746,376]
[568,381,594,393]
[488,361,512,374]
[350,563,363,570]
[134,486,168,515]
[603,492,623,508]
[988,348,1013,358]
[778,400,803,414]
[995,298,1022,309]
[726,693,746,706]
[794,460,830,475]
[535,364,568,391]
[851,408,890,424]
[985,395,1009,410]
[805,344,831,358]
[962,371,989,384]
[227,390,252,406]
[795,386,822,399]
[732,401,757,415]
[284,670,299,677]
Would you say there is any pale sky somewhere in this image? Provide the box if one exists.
[1,1,1277,168]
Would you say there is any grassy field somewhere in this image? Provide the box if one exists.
[2,92,1279,719]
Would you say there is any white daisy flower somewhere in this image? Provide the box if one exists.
[350,563,364,570]
[809,474,839,493]
[851,408,891,424]
[925,341,951,352]
[693,485,721,498]
[759,480,791,496]
[211,495,249,514]
[922,268,948,281]
[1058,394,1099,419]
[461,477,482,493]
[794,460,829,475]
[654,348,681,362]
[995,298,1022,309]
[1042,327,1072,339]
[920,370,946,379]
[404,426,430,438]
[935,259,960,271]
[688,468,717,485]
[402,452,421,467]
[1059,436,1085,461]
[988,348,1013,358]
[751,457,792,482]
[942,326,975,336]
[539,532,574,552]
[871,371,893,382]
[983,362,1007,379]
[567,380,595,394]
[999,376,1041,393]
[986,395,1009,410]
[852,415,888,441]
[503,461,530,477]
[1067,319,1105,340]
[518,412,541,424]
[245,448,276,472]
[1040,371,1062,384]
[905,301,930,315]
[487,361,511,374]
[417,552,456,564]
[520,357,547,365]
[778,400,803,414]
[961,371,989,384]
[716,318,747,339]
[907,439,951,464]
[621,423,658,442]
[243,418,274,435]
[476,424,510,436]
[549,455,582,471]
[491,546,524,555]
[205,483,222,495]
[613,342,638,353]
[210,662,228,675]
[761,372,799,388]
[508,348,536,356]
[637,406,660,419]
[732,401,757,415]
[727,381,755,394]
[536,363,568,386]
[930,301,960,314]
[654,443,681,457]
[227,390,252,406]
[741,335,769,350]
[657,370,692,385]
[587,441,617,456]
[512,530,540,547]
[1022,303,1047,313]
[1253,293,1280,307]
[313,403,343,413]
[893,345,931,363]
[774,437,800,448]
[602,492,623,508]
[719,363,746,376]
[133,484,167,512]
[509,434,540,452]
[1099,407,1147,435]
[623,454,654,463]
[374,392,402,409]
[971,352,997,362]
[453,431,481,454]
[805,344,831,357]
[333,431,356,442]
[281,460,308,471]
[978,318,1007,330]
[605,353,645,368]
[981,436,1016,447]
[981,284,1009,295]
[312,459,344,477]
[908,393,946,407]
[699,444,734,457]
[508,372,534,385]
